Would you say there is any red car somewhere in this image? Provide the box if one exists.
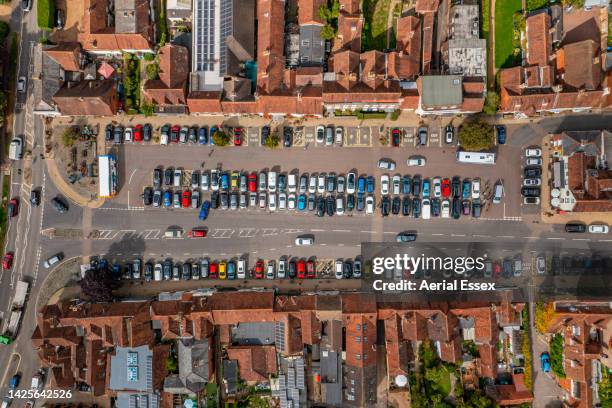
[441,178,451,198]
[493,261,502,279]
[182,190,191,208]
[297,260,306,279]
[134,124,143,142]
[254,260,264,279]
[2,252,14,269]
[170,125,180,143]
[188,227,207,238]
[7,198,18,218]
[234,128,242,146]
[306,260,316,279]
[391,128,401,147]
[248,172,257,192]
[209,262,218,279]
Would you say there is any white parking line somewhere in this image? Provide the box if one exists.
[546,237,563,240]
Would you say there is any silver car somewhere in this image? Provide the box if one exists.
[377,159,396,171]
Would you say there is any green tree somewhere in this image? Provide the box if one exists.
[483,91,499,115]
[143,53,156,62]
[0,21,9,42]
[264,130,280,149]
[599,370,612,407]
[212,130,230,146]
[561,0,584,7]
[458,119,494,151]
[165,355,178,373]
[321,24,336,40]
[550,333,566,378]
[145,63,159,80]
[61,127,77,147]
[141,102,155,116]
[79,267,121,302]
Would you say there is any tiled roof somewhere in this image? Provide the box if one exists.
[421,12,435,73]
[53,80,118,116]
[298,0,326,25]
[562,39,601,91]
[343,313,377,368]
[415,0,439,13]
[158,44,189,89]
[337,14,363,52]
[257,0,286,94]
[45,43,82,72]
[526,12,551,67]
[226,346,277,383]
[338,0,360,14]
[485,373,534,405]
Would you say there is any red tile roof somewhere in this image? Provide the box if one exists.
[257,0,286,95]
[562,39,601,91]
[226,346,277,383]
[526,12,552,67]
[53,80,119,116]
[158,44,189,89]
[415,0,439,13]
[421,12,435,74]
[298,0,327,25]
[45,43,82,72]
[486,373,534,406]
[344,313,377,368]
[339,0,360,14]
[337,14,363,52]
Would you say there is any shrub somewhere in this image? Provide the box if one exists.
[143,53,155,62]
[145,63,159,80]
[212,130,230,146]
[535,302,556,334]
[37,0,55,29]
[483,91,500,115]
[550,334,566,378]
[141,102,155,117]
[264,130,280,149]
[390,110,400,121]
[0,21,9,42]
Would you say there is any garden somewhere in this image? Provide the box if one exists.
[361,0,392,51]
[494,0,522,69]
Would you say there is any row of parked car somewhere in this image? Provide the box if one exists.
[521,147,543,205]
[98,256,360,280]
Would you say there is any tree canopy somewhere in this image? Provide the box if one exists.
[458,119,495,151]
[79,267,121,302]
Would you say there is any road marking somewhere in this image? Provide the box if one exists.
[546,237,563,240]
[571,238,590,241]
[311,229,326,232]
[332,229,351,233]
[360,230,375,234]
[128,169,138,185]
[451,233,466,237]
[598,239,612,242]
[498,235,515,239]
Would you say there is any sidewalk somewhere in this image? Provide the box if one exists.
[46,156,106,208]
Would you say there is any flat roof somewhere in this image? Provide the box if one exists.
[421,75,463,107]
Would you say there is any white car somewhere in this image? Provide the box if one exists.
[17,76,26,93]
[365,195,375,214]
[160,132,168,145]
[154,263,163,281]
[278,192,287,210]
[422,199,431,219]
[267,171,277,192]
[407,156,426,166]
[268,193,277,211]
[526,158,542,166]
[316,125,325,143]
[335,260,344,279]
[523,178,542,186]
[249,192,257,207]
[174,169,182,187]
[210,169,219,191]
[258,172,267,191]
[201,172,210,190]
[309,175,317,194]
[525,148,542,157]
[336,196,344,215]
[335,127,343,145]
[277,258,286,279]
[295,237,314,246]
[317,174,325,193]
[287,174,297,193]
[471,178,481,199]
[377,159,396,171]
[124,127,133,142]
[380,175,390,195]
[266,261,275,279]
[237,259,246,279]
[258,192,267,208]
[346,172,356,194]
[588,224,609,234]
[43,253,63,268]
[441,199,450,218]
[287,194,296,210]
[432,177,441,198]
[392,175,401,195]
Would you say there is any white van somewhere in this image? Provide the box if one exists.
[8,136,23,160]
[164,228,183,238]
[287,174,297,193]
[267,171,277,192]
[422,199,431,219]
[493,183,504,204]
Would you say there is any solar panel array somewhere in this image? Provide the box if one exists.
[219,0,233,74]
[295,358,305,389]
[145,355,153,391]
[194,0,215,71]
[275,321,286,352]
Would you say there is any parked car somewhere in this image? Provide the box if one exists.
[51,197,68,213]
[2,252,14,269]
[496,125,506,145]
[525,147,542,157]
[588,224,609,234]
[444,125,454,144]
[407,156,426,166]
[391,128,401,147]
[540,352,551,373]
[377,159,396,171]
[565,223,586,233]
[417,126,428,145]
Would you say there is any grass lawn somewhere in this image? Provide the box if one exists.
[361,0,392,51]
[438,366,452,396]
[37,0,55,29]
[494,0,522,68]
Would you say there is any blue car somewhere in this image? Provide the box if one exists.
[496,125,506,145]
[163,190,172,207]
[210,126,217,145]
[198,127,208,144]
[357,177,365,194]
[297,194,307,211]
[199,201,210,220]
[227,262,236,280]
[220,173,229,190]
[402,175,411,195]
[540,352,551,373]
[112,263,121,277]
[462,179,471,199]
[422,179,431,198]
[366,176,374,193]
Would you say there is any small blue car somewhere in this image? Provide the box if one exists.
[298,194,307,211]
[198,127,208,144]
[199,201,210,220]
[220,173,229,190]
[422,179,431,198]
[496,125,506,145]
[357,177,365,194]
[366,176,374,193]
[540,352,551,373]
[462,179,471,199]
[163,191,172,208]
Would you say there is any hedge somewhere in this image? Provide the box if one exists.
[37,0,55,29]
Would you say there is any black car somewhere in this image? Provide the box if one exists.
[316,196,325,217]
[356,194,365,212]
[412,197,421,218]
[392,197,401,215]
[283,127,293,147]
[381,196,390,216]
[452,198,461,219]
[346,194,355,212]
[51,197,68,213]
[113,125,123,144]
[402,175,411,195]
[143,123,152,141]
[524,167,542,178]
[30,190,40,207]
[521,187,541,197]
[105,124,113,141]
[288,260,297,279]
[220,192,229,209]
[502,259,513,278]
[182,263,192,280]
[431,198,440,217]
[209,191,219,209]
[326,195,335,216]
[343,261,353,279]
[153,168,162,188]
[472,200,481,218]
[144,263,153,282]
[565,223,586,233]
[412,176,421,197]
[142,187,153,206]
[164,168,173,185]
[402,196,411,216]
[261,126,270,145]
[451,176,461,198]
